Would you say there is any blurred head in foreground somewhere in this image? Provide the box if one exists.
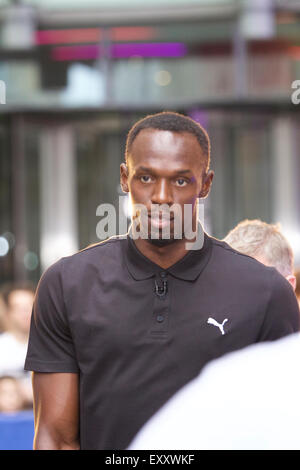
[224,219,296,290]
[128,332,300,450]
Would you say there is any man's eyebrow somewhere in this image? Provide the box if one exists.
[174,169,193,175]
[135,166,154,173]
[135,166,193,175]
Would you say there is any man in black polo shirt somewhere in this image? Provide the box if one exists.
[24,112,300,450]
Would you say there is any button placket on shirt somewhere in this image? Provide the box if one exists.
[150,271,170,338]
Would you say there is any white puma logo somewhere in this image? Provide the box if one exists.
[207,317,228,335]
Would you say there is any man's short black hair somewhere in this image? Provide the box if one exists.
[125,111,211,171]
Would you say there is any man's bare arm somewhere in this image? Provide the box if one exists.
[32,372,80,450]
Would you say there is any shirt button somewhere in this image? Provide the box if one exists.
[156,315,164,323]
[160,271,167,278]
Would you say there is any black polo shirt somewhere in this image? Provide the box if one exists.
[24,226,300,450]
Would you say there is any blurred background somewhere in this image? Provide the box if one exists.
[0,0,300,284]
[0,0,300,449]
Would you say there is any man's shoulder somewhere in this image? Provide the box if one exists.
[209,235,272,272]
[209,236,257,262]
[60,234,126,265]
[76,233,127,257]
[206,235,286,290]
[40,234,128,284]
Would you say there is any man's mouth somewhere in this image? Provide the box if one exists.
[148,213,174,229]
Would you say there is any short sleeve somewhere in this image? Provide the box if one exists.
[257,268,300,342]
[24,258,79,373]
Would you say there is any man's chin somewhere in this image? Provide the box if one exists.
[146,223,183,246]
[147,236,177,247]
[131,219,184,245]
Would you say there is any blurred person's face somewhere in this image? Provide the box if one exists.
[6,290,34,336]
[120,129,213,245]
[0,378,24,413]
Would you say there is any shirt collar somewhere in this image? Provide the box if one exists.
[123,221,212,282]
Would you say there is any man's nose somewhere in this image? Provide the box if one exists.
[151,179,173,206]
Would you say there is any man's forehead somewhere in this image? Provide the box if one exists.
[132,128,200,147]
[129,128,205,167]
[126,128,209,177]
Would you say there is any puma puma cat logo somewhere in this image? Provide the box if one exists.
[207,317,228,335]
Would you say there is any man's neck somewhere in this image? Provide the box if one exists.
[133,236,191,269]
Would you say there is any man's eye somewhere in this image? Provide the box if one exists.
[140,175,152,183]
[175,178,188,187]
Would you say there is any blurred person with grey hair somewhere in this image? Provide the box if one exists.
[223,219,296,291]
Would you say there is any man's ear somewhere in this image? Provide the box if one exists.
[199,170,214,198]
[120,163,129,193]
